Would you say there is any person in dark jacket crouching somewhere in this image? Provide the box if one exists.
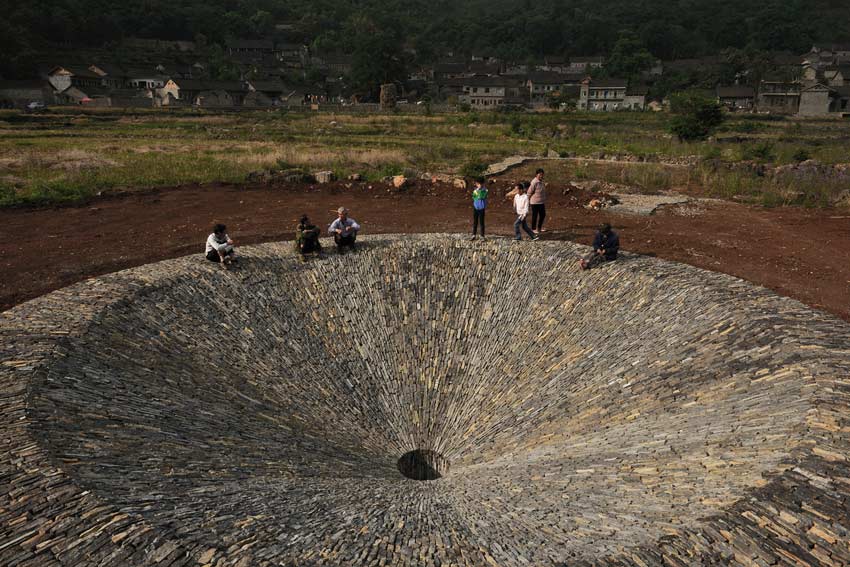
[580,223,620,270]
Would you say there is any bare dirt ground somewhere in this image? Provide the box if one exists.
[2,178,849,321]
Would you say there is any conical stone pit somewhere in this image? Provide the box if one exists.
[1,234,849,566]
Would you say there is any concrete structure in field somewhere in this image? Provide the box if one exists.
[2,235,849,566]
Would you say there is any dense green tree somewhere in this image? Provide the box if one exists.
[669,90,724,141]
[3,0,850,80]
[604,32,655,81]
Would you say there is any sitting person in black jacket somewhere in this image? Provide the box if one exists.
[580,223,620,270]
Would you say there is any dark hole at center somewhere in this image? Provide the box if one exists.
[397,449,447,481]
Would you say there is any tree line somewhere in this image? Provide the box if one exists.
[3,0,848,80]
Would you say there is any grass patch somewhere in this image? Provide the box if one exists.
[1,107,848,207]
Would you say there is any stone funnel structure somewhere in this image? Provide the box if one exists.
[1,235,849,566]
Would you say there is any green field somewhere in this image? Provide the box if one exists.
[1,107,848,207]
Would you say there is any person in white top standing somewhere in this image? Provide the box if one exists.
[205,223,236,267]
[512,183,539,241]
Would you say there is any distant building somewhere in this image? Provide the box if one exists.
[227,39,275,56]
[757,80,801,114]
[578,78,642,111]
[527,72,585,107]
[540,56,570,74]
[161,79,247,106]
[459,76,510,107]
[47,66,101,92]
[569,56,605,73]
[798,83,832,116]
[716,85,756,111]
[0,80,54,108]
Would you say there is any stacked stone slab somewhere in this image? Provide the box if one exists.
[1,234,849,567]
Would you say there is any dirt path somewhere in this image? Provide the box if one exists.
[2,179,849,321]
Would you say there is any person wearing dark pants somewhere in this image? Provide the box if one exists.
[205,223,236,268]
[328,207,361,254]
[512,183,538,241]
[528,168,547,234]
[294,215,322,262]
[580,223,620,270]
[470,177,488,240]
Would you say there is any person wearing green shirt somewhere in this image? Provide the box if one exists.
[470,177,488,240]
[294,214,322,262]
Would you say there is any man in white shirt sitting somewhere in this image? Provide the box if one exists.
[513,183,539,241]
[328,207,361,254]
[205,223,236,267]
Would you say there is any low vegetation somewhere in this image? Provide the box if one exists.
[0,107,848,208]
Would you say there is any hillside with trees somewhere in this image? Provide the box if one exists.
[3,0,850,80]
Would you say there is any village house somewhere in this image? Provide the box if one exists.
[434,62,470,81]
[460,76,511,108]
[47,66,102,92]
[803,44,850,69]
[227,39,275,56]
[124,68,167,89]
[757,80,801,114]
[578,78,642,111]
[823,65,850,87]
[716,85,756,111]
[160,79,247,106]
[540,56,570,74]
[526,71,585,107]
[832,86,850,113]
[434,77,465,101]
[88,63,126,89]
[0,80,54,108]
[798,83,832,116]
[569,56,605,73]
[469,61,501,76]
[275,43,308,68]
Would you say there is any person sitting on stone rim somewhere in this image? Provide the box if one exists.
[328,207,361,254]
[295,214,322,262]
[580,223,620,270]
[205,223,236,268]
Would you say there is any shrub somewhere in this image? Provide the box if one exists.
[669,91,724,141]
[792,148,811,162]
[741,141,775,162]
[459,160,487,178]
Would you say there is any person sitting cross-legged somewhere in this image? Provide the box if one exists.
[295,214,322,262]
[328,207,361,254]
[580,223,620,270]
[205,223,236,268]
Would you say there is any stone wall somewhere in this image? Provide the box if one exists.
[1,235,849,566]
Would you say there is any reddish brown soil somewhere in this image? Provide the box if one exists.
[2,179,849,321]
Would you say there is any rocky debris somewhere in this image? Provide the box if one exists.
[547,148,561,158]
[391,175,409,189]
[347,173,363,182]
[314,170,336,184]
[278,168,316,183]
[246,169,273,183]
[585,196,620,210]
[1,235,849,566]
[453,178,468,190]
[608,193,691,215]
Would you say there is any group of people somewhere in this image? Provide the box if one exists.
[470,167,619,269]
[205,207,362,267]
[204,169,619,270]
[470,168,548,241]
